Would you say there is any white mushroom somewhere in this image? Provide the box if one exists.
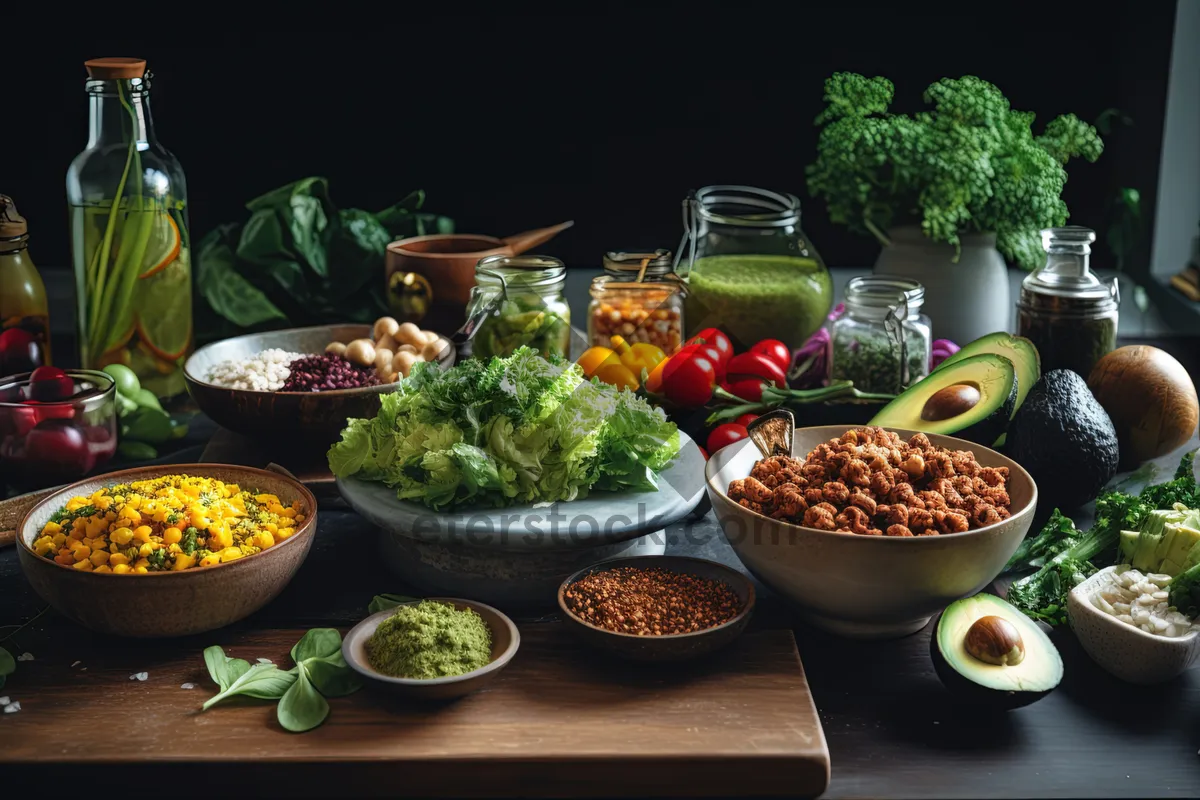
[325,341,347,357]
[422,337,450,362]
[375,347,394,375]
[373,317,400,342]
[393,350,419,377]
[395,322,424,347]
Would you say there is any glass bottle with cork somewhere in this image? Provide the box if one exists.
[1016,227,1118,377]
[66,57,192,401]
[0,195,51,378]
[588,250,685,355]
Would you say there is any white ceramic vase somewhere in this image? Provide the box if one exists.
[873,226,1012,346]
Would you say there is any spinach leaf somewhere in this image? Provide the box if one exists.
[0,645,14,689]
[203,645,251,691]
[202,664,298,711]
[195,225,288,328]
[368,594,418,614]
[290,628,342,663]
[277,663,330,733]
[302,651,362,698]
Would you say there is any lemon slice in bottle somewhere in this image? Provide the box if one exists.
[135,250,192,362]
[135,211,182,280]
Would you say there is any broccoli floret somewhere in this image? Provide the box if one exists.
[1169,563,1200,619]
[147,548,168,570]
[181,527,199,556]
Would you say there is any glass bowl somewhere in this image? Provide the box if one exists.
[0,369,118,490]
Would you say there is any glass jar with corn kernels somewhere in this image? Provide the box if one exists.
[588,250,685,355]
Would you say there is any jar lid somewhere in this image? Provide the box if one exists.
[1021,227,1116,304]
[845,275,925,314]
[603,250,674,278]
[85,57,147,79]
[0,195,27,239]
[475,254,566,288]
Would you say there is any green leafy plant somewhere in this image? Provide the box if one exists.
[200,628,361,732]
[195,177,454,343]
[806,73,1104,270]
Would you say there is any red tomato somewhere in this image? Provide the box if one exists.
[735,413,758,428]
[691,342,726,382]
[698,446,709,461]
[750,339,792,372]
[660,344,718,408]
[722,378,766,402]
[686,328,733,365]
[707,423,749,453]
[725,352,787,389]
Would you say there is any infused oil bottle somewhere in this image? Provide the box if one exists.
[0,195,51,378]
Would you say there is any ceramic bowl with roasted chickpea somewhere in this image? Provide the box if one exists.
[707,425,1037,640]
[183,322,455,446]
[18,464,318,637]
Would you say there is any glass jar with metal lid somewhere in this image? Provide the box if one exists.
[676,185,832,350]
[829,276,932,395]
[466,254,571,360]
[1016,227,1118,377]
[588,250,685,354]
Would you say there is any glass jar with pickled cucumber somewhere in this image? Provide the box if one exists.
[66,58,192,401]
[676,185,832,351]
[467,255,571,360]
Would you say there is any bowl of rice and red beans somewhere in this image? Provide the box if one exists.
[707,425,1037,639]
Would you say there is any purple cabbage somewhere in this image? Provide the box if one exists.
[788,303,843,389]
[930,338,960,370]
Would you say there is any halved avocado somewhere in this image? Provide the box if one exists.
[868,353,1017,445]
[935,333,1040,445]
[931,593,1063,710]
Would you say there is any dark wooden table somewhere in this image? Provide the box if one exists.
[3,336,1199,798]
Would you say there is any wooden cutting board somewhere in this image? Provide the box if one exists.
[1,623,830,798]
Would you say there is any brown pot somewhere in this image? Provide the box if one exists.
[385,222,573,332]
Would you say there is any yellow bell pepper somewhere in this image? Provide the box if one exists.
[610,336,666,375]
[593,362,640,391]
[576,346,620,378]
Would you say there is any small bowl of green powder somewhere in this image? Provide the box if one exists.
[343,598,520,700]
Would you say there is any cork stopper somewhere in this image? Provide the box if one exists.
[84,57,147,79]
[0,196,28,239]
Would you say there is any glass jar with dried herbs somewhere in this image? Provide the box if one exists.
[829,276,931,395]
[1016,227,1118,378]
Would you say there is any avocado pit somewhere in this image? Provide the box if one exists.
[920,382,981,422]
[965,615,1025,666]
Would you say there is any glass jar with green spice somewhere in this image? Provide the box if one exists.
[67,58,192,402]
[829,276,931,394]
[466,255,571,360]
[1016,227,1118,378]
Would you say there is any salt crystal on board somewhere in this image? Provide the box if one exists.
[129,672,148,681]
[0,696,8,706]
[3,702,20,714]
[16,652,33,662]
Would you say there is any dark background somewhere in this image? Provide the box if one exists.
[3,3,1178,273]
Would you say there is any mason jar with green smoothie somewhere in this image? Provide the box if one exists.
[675,185,833,352]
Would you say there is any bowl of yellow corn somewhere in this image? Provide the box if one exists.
[17,465,318,637]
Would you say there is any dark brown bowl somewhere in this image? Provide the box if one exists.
[183,324,455,447]
[342,598,520,700]
[557,556,755,662]
[17,464,318,638]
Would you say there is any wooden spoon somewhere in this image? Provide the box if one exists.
[501,221,574,255]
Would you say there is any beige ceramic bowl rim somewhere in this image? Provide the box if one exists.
[386,233,511,259]
[706,424,1038,543]
[182,323,405,397]
[1069,564,1200,645]
[18,463,318,578]
[555,555,757,640]
[343,597,521,686]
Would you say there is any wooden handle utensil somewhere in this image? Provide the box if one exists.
[0,486,61,549]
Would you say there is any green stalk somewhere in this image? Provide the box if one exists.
[87,82,139,356]
[100,200,155,354]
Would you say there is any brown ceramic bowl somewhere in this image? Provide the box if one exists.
[183,323,454,447]
[342,598,520,700]
[17,464,318,638]
[557,556,756,662]
[707,425,1038,640]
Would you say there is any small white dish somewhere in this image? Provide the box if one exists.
[1067,565,1200,684]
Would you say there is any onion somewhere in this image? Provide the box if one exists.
[1087,345,1199,468]
[931,339,960,369]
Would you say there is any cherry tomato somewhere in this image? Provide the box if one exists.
[660,344,717,408]
[722,378,766,402]
[707,423,749,453]
[698,446,709,461]
[29,366,75,402]
[750,339,792,372]
[726,352,786,389]
[686,328,733,365]
[735,413,758,428]
[691,342,726,382]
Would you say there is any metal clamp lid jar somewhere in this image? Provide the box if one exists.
[465,254,572,361]
[1016,227,1119,377]
[590,250,685,354]
[830,275,932,394]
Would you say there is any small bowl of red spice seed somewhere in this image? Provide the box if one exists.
[557,556,755,662]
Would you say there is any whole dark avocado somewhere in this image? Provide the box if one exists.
[1007,369,1119,510]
